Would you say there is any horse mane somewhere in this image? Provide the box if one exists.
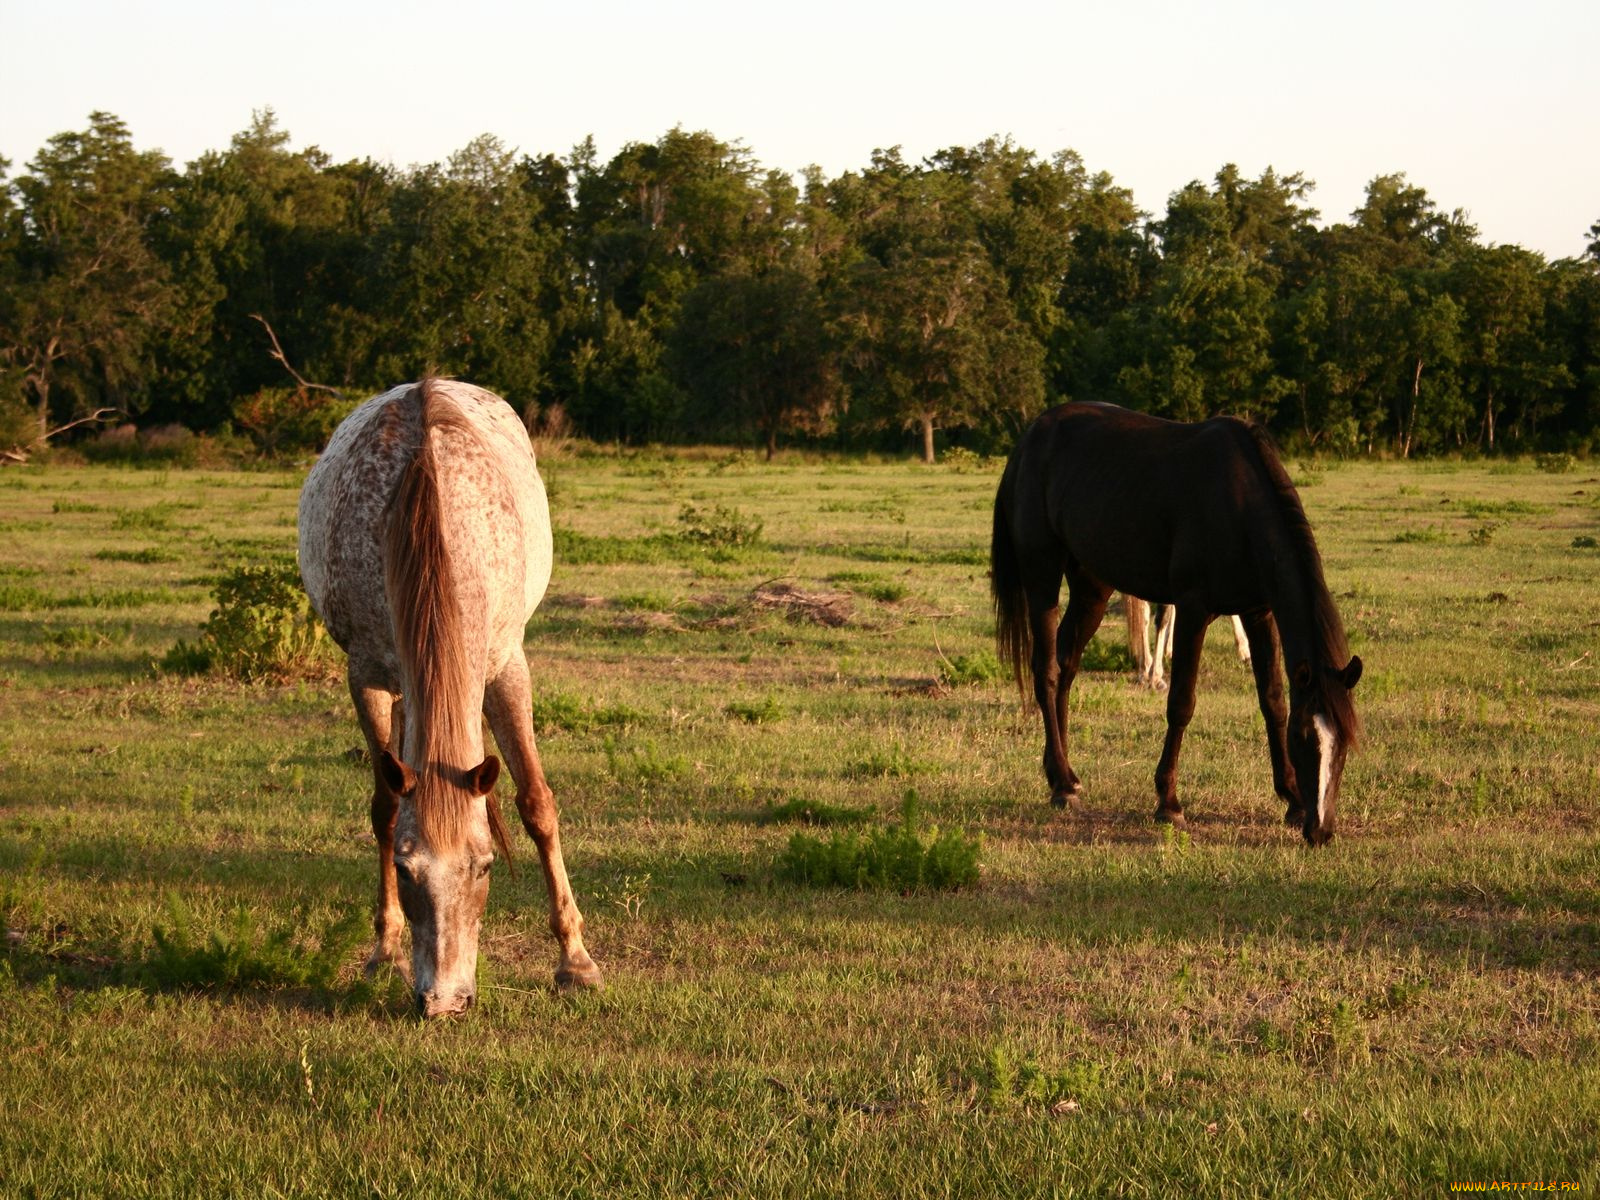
[383,378,513,859]
[1243,423,1361,747]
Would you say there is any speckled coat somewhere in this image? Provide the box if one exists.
[297,379,551,696]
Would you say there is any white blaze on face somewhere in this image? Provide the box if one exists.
[1313,714,1337,827]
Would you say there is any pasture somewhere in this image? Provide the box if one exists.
[1,449,1597,1196]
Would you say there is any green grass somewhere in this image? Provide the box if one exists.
[2,453,1598,1195]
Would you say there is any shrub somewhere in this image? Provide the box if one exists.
[760,798,870,827]
[143,895,365,994]
[1079,635,1136,674]
[778,791,980,891]
[939,648,1004,687]
[675,503,763,549]
[726,696,784,724]
[232,388,355,455]
[80,424,200,467]
[161,559,326,680]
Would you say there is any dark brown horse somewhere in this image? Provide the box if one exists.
[991,402,1362,845]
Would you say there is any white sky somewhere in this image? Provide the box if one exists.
[3,0,1595,259]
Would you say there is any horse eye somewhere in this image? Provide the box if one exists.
[476,860,493,880]
[393,859,415,885]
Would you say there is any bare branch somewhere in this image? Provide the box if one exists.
[43,408,122,441]
[249,313,343,399]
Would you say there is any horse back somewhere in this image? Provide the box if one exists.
[1006,403,1273,611]
[298,381,550,684]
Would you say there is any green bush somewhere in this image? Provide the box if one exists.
[726,696,784,724]
[143,895,364,994]
[675,503,763,549]
[939,648,1004,687]
[778,791,980,891]
[231,388,355,455]
[161,559,326,680]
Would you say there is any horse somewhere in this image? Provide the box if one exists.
[1125,597,1251,691]
[991,402,1362,845]
[298,379,602,1016]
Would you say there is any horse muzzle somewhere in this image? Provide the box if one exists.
[417,988,475,1019]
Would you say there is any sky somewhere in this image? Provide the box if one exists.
[3,0,1595,259]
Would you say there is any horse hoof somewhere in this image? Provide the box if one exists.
[1050,787,1085,813]
[1283,805,1304,827]
[555,960,605,992]
[1153,806,1186,828]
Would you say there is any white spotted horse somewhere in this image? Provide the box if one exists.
[299,379,601,1016]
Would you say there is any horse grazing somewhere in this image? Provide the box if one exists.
[991,402,1362,845]
[299,379,601,1016]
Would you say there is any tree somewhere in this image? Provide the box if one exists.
[0,112,178,442]
[671,268,837,457]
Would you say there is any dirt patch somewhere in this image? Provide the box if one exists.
[750,581,853,627]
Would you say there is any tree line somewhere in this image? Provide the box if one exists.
[3,110,1598,461]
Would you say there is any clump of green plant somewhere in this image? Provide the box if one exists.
[1572,535,1598,549]
[777,791,980,891]
[142,895,365,994]
[939,648,1004,687]
[726,695,784,724]
[674,503,763,549]
[982,1044,1105,1110]
[232,387,356,455]
[1079,635,1136,673]
[161,559,326,680]
[94,546,180,564]
[532,691,643,733]
[1535,451,1576,474]
[1468,521,1500,545]
[1392,527,1449,544]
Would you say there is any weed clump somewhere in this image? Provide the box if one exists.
[143,896,364,994]
[161,559,326,680]
[675,503,763,549]
[726,696,784,724]
[939,648,1004,687]
[778,791,979,891]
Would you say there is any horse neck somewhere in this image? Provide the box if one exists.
[1250,493,1329,676]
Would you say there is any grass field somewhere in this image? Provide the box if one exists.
[1,447,1598,1197]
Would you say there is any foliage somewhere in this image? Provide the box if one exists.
[725,695,784,723]
[4,111,1600,465]
[162,559,325,679]
[938,648,1005,687]
[674,503,764,548]
[777,791,981,890]
[231,388,354,454]
[143,895,365,993]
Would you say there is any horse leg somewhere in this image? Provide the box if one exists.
[1053,574,1113,799]
[1149,603,1175,691]
[350,676,406,975]
[1125,596,1152,683]
[1231,615,1252,664]
[1023,579,1078,807]
[483,656,603,991]
[1152,606,1212,825]
[1240,610,1300,825]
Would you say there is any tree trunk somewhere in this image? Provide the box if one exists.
[1400,355,1423,459]
[920,414,935,464]
[765,425,777,462]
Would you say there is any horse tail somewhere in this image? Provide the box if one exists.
[1125,595,1150,673]
[991,453,1031,691]
[382,378,514,861]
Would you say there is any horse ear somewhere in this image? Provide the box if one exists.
[1292,661,1313,688]
[469,755,500,797]
[1339,656,1363,690]
[380,750,416,797]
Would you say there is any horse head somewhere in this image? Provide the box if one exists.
[381,750,502,1018]
[1287,656,1362,846]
